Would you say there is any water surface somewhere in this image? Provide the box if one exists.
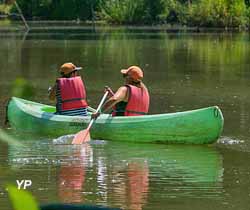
[1,28,250,210]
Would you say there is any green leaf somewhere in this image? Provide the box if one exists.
[7,185,39,210]
[0,129,24,147]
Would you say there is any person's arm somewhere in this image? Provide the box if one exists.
[101,86,127,113]
[91,86,128,119]
[48,84,57,101]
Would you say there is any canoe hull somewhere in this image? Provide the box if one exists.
[7,97,224,144]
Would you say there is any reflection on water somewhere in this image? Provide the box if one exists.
[58,144,92,203]
[5,139,223,210]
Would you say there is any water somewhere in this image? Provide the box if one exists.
[1,27,250,210]
[3,140,225,210]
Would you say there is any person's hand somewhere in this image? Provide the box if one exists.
[104,86,114,96]
[91,111,101,120]
[48,86,52,93]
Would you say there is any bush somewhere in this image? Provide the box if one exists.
[0,4,11,15]
[12,0,99,20]
[100,0,145,24]
[188,0,247,27]
[144,0,169,23]
[6,0,250,27]
[194,0,229,27]
[246,6,250,26]
[228,0,247,27]
[11,0,52,20]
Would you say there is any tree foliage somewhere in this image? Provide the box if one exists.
[100,0,145,24]
[3,0,250,27]
[11,0,100,20]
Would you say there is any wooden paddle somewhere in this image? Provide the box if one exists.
[72,91,109,144]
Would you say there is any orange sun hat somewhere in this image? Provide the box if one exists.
[59,62,82,75]
[121,66,143,81]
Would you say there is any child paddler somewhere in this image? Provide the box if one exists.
[92,66,150,118]
[48,62,88,116]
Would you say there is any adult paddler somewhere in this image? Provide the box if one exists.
[48,62,88,116]
[92,65,150,118]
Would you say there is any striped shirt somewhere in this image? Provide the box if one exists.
[55,84,88,116]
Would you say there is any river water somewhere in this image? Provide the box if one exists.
[0,27,250,210]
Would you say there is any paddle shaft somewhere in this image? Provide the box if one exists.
[71,91,109,144]
[86,91,109,132]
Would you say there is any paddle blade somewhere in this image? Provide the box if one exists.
[72,129,91,144]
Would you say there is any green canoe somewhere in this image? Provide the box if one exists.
[7,97,224,144]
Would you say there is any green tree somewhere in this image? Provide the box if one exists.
[49,0,78,20]
[228,0,247,27]
[144,0,169,22]
[100,0,145,24]
[188,0,248,27]
[12,0,99,20]
[6,0,250,27]
[164,0,188,25]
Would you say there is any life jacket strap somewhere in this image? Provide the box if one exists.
[61,97,86,103]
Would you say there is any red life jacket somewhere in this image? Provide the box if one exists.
[112,85,150,116]
[57,76,88,111]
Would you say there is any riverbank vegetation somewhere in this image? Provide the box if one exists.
[0,0,250,28]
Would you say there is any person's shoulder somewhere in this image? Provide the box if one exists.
[118,86,128,91]
[116,86,128,95]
